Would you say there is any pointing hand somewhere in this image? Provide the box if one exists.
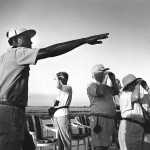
[85,33,109,45]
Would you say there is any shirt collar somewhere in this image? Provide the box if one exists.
[7,46,21,52]
[7,47,13,52]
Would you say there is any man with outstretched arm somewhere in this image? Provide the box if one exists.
[0,28,109,150]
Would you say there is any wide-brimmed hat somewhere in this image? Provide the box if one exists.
[91,64,109,74]
[122,74,141,91]
[6,28,36,43]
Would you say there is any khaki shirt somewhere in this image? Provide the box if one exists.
[87,82,116,117]
[0,47,39,107]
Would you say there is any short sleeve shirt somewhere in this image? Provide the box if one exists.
[87,82,116,117]
[0,47,40,107]
[54,85,72,117]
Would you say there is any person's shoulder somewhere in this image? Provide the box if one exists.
[66,85,72,89]
[15,47,39,57]
[88,81,99,86]
[120,91,131,97]
[16,47,38,52]
[62,84,72,92]
[87,82,98,88]
[0,52,5,57]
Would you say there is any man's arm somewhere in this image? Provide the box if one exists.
[55,75,63,90]
[102,72,109,85]
[109,72,119,95]
[141,80,150,95]
[36,33,109,60]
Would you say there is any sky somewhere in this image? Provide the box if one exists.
[0,0,150,106]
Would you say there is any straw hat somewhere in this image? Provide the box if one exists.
[122,74,141,91]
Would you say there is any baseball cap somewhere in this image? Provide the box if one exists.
[91,64,109,74]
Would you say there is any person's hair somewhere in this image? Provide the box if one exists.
[56,72,69,81]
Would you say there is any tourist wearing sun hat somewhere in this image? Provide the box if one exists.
[118,74,150,150]
[122,74,142,91]
[0,28,109,150]
[87,64,119,150]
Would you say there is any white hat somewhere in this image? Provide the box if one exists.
[91,64,109,74]
[6,28,36,42]
[122,74,141,91]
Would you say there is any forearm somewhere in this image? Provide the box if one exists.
[56,80,63,90]
[102,75,108,85]
[141,80,150,95]
[147,88,150,95]
[37,38,86,60]
[143,84,150,95]
[111,80,119,95]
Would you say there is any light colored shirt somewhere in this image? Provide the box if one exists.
[0,47,39,107]
[87,82,116,117]
[54,85,72,117]
[113,89,123,108]
[119,92,149,120]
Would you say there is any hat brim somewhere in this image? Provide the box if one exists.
[92,68,109,74]
[123,77,141,91]
[100,68,109,71]
[8,29,36,42]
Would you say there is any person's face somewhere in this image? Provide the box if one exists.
[17,34,32,48]
[93,71,105,83]
[126,81,136,91]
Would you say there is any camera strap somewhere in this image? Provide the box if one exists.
[56,105,69,110]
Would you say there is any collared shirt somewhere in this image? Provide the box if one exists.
[0,47,39,107]
[87,82,116,117]
[54,85,72,117]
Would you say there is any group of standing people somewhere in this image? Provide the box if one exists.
[53,63,150,150]
[87,64,150,150]
[0,27,150,150]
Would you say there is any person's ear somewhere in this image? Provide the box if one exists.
[61,79,67,85]
[12,37,18,46]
